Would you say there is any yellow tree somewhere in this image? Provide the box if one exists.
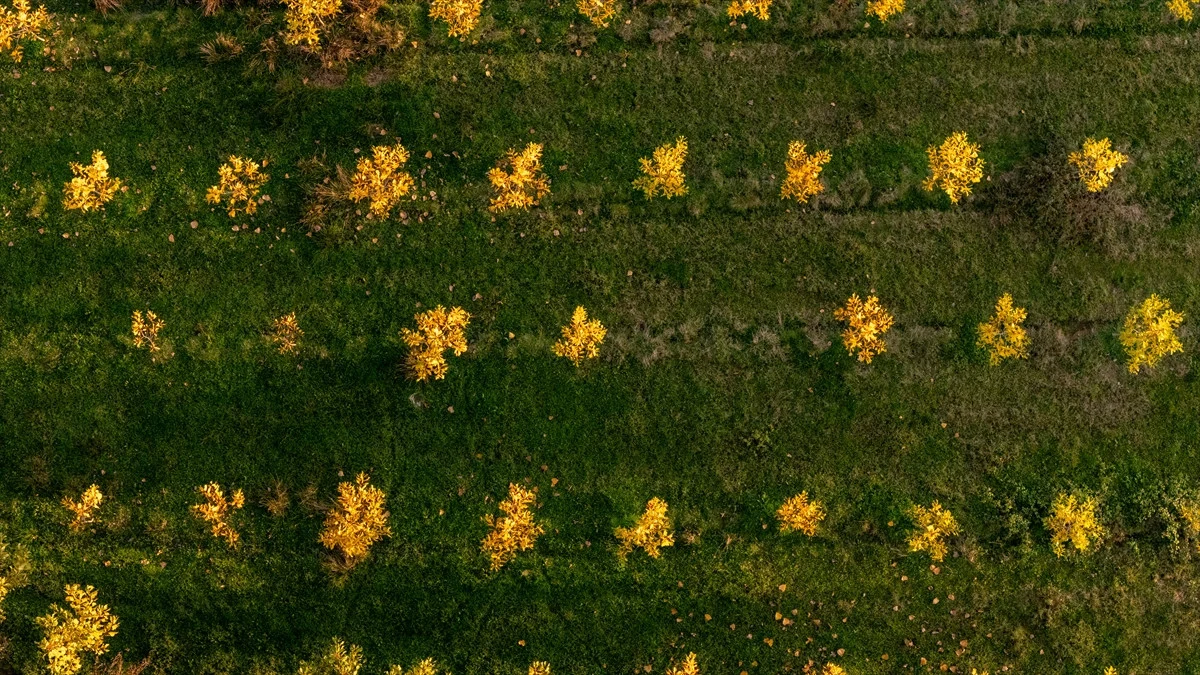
[319,473,391,569]
[386,658,439,675]
[63,151,121,212]
[298,638,363,675]
[62,485,103,532]
[1068,138,1128,193]
[190,483,246,547]
[780,141,832,204]
[1045,493,1105,556]
[0,535,31,623]
[401,305,471,382]
[776,492,825,536]
[131,310,165,352]
[821,665,847,675]
[976,293,1029,365]
[1168,0,1196,20]
[923,132,984,204]
[282,0,342,48]
[577,0,618,26]
[1119,294,1183,374]
[667,653,699,675]
[907,501,959,562]
[481,483,545,570]
[866,0,903,21]
[488,143,550,212]
[552,306,607,366]
[349,142,415,218]
[269,313,304,354]
[37,585,119,675]
[727,0,771,20]
[429,0,483,37]
[0,0,51,62]
[206,156,269,217]
[528,662,552,675]
[834,294,894,363]
[615,497,674,560]
[633,137,688,199]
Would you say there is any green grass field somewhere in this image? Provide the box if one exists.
[4,0,1200,672]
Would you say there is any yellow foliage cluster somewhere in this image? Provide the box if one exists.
[190,483,245,547]
[206,156,269,218]
[282,0,342,48]
[269,312,304,354]
[318,473,391,567]
[0,536,31,623]
[777,492,826,536]
[1045,493,1105,556]
[401,305,471,382]
[820,665,847,675]
[615,497,674,560]
[923,132,984,204]
[976,293,1029,365]
[488,142,550,212]
[0,0,50,62]
[1119,294,1183,374]
[62,485,103,532]
[552,306,607,366]
[866,0,904,21]
[577,0,619,26]
[298,638,363,675]
[633,137,688,199]
[528,662,552,675]
[481,483,544,570]
[1068,137,1128,193]
[429,0,483,38]
[349,142,415,218]
[780,141,831,204]
[37,585,119,675]
[727,0,771,20]
[1168,0,1196,20]
[131,310,165,352]
[386,658,439,675]
[907,501,959,562]
[63,151,121,212]
[834,294,894,364]
[667,653,699,675]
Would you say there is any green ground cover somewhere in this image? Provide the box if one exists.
[4,0,1200,672]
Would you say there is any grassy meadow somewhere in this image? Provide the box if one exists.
[4,0,1200,672]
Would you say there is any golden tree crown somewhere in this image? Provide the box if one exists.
[318,473,391,566]
[666,653,699,675]
[481,483,545,570]
[528,662,552,675]
[429,0,482,37]
[866,0,904,21]
[36,584,119,675]
[62,485,103,532]
[297,638,363,675]
[976,293,1030,365]
[1168,0,1194,19]
[349,142,415,218]
[131,310,165,352]
[206,155,268,218]
[834,294,894,363]
[269,313,304,354]
[1068,137,1128,193]
[387,658,439,675]
[577,0,619,26]
[488,142,550,212]
[615,497,674,560]
[1119,294,1183,374]
[907,501,959,562]
[821,664,847,675]
[190,483,246,547]
[780,141,832,204]
[923,132,984,203]
[63,151,121,212]
[1045,493,1105,556]
[552,306,607,366]
[727,0,771,20]
[282,0,342,48]
[777,491,826,536]
[633,137,688,199]
[0,0,51,62]
[401,305,471,382]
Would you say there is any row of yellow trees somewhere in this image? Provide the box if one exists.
[58,133,1130,218]
[130,290,1185,381]
[28,477,1124,675]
